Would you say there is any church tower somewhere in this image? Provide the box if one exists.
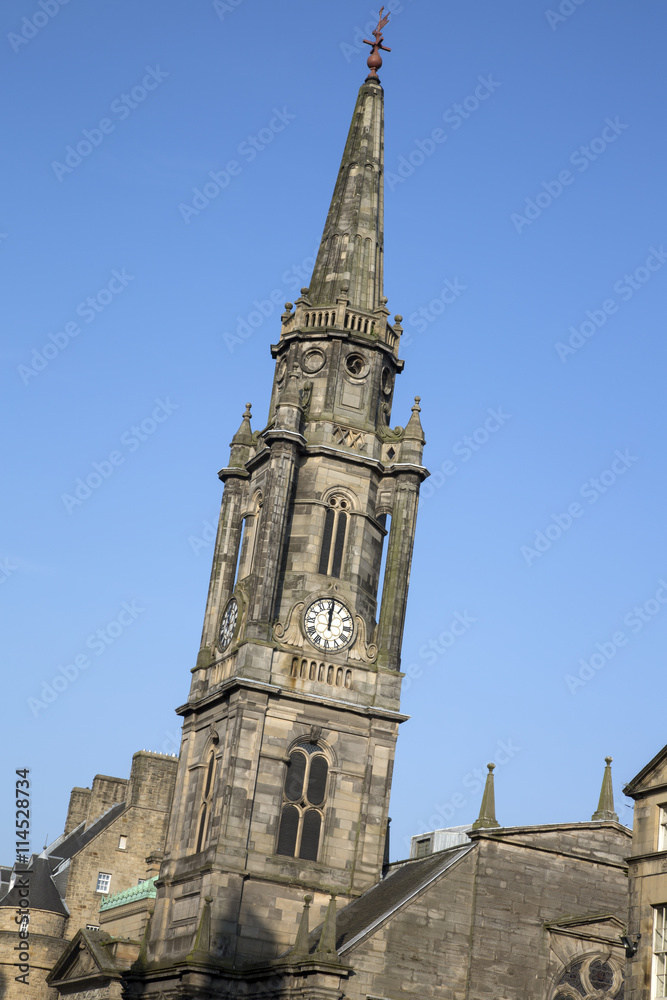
[129,16,427,992]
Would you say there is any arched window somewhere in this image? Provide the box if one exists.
[551,956,623,1000]
[237,491,263,582]
[276,743,329,861]
[318,494,350,577]
[195,751,216,853]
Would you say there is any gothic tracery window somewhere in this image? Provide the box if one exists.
[318,493,350,577]
[552,956,623,1000]
[276,742,329,862]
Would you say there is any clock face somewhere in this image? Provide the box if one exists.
[304,598,354,652]
[218,598,238,651]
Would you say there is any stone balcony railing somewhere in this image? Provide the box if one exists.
[280,291,403,354]
[99,875,158,911]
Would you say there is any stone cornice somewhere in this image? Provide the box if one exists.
[177,675,409,723]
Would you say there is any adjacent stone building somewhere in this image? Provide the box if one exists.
[624,742,667,1000]
[0,752,177,999]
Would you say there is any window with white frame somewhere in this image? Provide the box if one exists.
[654,906,667,998]
[96,872,111,894]
[658,806,667,852]
[118,835,127,850]
[86,924,100,931]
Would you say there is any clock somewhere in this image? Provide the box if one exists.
[218,598,238,651]
[304,598,354,652]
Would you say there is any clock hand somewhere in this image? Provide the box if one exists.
[327,600,334,629]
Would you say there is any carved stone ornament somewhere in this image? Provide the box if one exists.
[333,424,366,451]
[300,380,313,409]
[377,423,404,442]
[301,348,326,374]
[209,725,219,745]
[310,725,322,743]
[273,601,306,648]
[348,615,378,663]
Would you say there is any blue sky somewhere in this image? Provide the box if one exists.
[2,0,666,864]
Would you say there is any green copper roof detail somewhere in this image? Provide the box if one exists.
[98,876,157,911]
[592,756,619,822]
[472,763,501,830]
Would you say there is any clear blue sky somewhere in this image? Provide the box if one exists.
[2,0,666,864]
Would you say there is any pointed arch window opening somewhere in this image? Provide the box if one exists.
[195,750,216,854]
[276,746,329,861]
[318,495,350,578]
[376,513,391,617]
[237,493,263,583]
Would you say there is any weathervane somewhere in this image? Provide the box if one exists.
[364,6,391,80]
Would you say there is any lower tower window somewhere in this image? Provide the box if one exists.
[276,743,328,861]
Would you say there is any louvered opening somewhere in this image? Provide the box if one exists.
[307,756,328,806]
[196,804,207,853]
[331,511,347,577]
[284,752,306,801]
[203,754,215,798]
[318,507,335,574]
[299,809,322,861]
[276,804,299,857]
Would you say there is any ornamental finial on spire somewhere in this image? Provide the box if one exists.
[364,7,391,80]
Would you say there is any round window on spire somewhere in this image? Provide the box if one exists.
[345,353,368,379]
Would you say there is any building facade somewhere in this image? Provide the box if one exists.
[625,743,667,1000]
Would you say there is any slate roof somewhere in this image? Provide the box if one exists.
[1,856,69,916]
[45,802,126,867]
[0,802,126,916]
[308,843,473,954]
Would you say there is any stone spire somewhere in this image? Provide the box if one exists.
[592,756,619,822]
[307,72,385,312]
[472,763,501,830]
[401,396,426,464]
[228,403,253,468]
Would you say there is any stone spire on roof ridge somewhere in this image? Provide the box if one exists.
[306,69,386,312]
[472,763,501,830]
[591,756,619,822]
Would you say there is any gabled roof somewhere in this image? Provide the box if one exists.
[308,844,473,955]
[48,928,138,988]
[0,857,68,916]
[46,802,126,867]
[624,743,667,797]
